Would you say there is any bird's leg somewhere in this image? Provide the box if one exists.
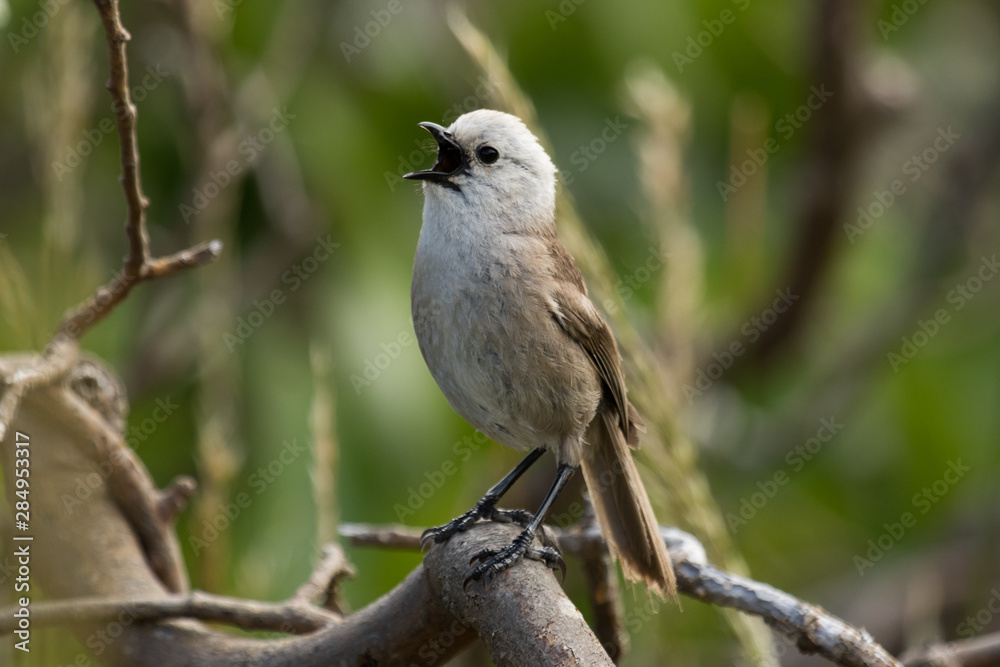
[421,447,544,550]
[466,463,576,587]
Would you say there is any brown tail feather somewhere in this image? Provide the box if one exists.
[581,409,676,598]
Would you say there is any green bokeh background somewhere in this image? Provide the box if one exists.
[1,0,999,664]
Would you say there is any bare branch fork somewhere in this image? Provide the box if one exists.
[0,544,352,636]
[0,0,221,591]
[901,633,1000,667]
[0,0,222,446]
[1,520,909,667]
[341,522,905,667]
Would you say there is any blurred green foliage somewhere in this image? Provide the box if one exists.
[1,0,999,664]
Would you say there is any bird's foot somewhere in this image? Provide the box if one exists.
[421,503,536,551]
[464,530,565,589]
[421,497,498,550]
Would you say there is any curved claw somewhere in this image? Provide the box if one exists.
[421,503,493,554]
[420,529,439,553]
[464,559,502,590]
[469,548,498,566]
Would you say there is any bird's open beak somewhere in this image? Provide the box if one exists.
[403,122,465,183]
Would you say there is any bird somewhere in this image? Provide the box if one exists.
[404,109,675,597]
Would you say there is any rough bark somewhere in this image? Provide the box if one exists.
[0,361,609,665]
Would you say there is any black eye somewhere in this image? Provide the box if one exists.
[476,145,499,164]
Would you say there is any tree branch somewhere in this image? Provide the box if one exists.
[0,591,339,636]
[52,234,222,342]
[291,543,355,609]
[51,0,222,343]
[93,0,147,272]
[574,501,629,662]
[0,360,612,665]
[341,521,903,667]
[156,476,198,523]
[675,559,900,667]
[424,522,615,667]
[901,632,1000,667]
[55,366,190,592]
[733,0,895,370]
[47,568,475,667]
[0,338,77,442]
[0,0,223,447]
[0,0,227,599]
[0,450,603,667]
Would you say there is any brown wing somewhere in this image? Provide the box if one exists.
[546,243,644,446]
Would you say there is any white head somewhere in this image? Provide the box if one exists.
[404,110,557,234]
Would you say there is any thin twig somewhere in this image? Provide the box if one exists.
[156,476,198,523]
[48,0,222,343]
[0,591,339,636]
[340,521,903,667]
[141,240,225,280]
[0,338,77,442]
[339,522,424,549]
[55,380,190,592]
[53,239,222,341]
[0,381,27,442]
[291,543,355,611]
[675,560,900,667]
[94,0,148,272]
[901,632,1000,667]
[575,499,629,663]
